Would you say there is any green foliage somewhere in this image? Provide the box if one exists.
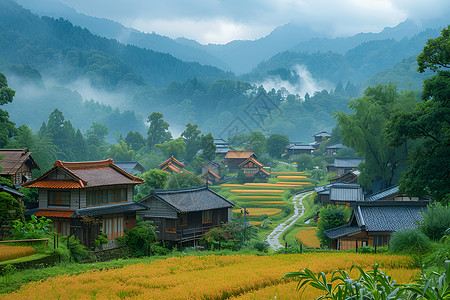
[116,221,158,257]
[335,83,417,188]
[94,233,108,250]
[0,177,13,188]
[147,112,172,148]
[0,73,16,148]
[124,131,145,151]
[247,132,267,157]
[64,235,89,262]
[11,215,52,240]
[0,192,24,236]
[200,133,216,161]
[252,241,270,252]
[267,133,290,158]
[418,203,450,241]
[155,138,186,160]
[107,140,134,161]
[417,26,450,73]
[316,205,351,248]
[296,154,313,171]
[389,228,434,256]
[182,123,202,162]
[135,169,170,199]
[165,171,203,189]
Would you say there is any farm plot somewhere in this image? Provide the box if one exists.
[1,253,418,299]
[0,246,35,262]
[295,227,320,248]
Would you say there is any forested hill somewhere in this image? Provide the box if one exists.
[0,0,232,89]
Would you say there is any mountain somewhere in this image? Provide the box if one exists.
[15,0,230,71]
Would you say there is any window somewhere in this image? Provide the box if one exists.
[374,236,388,246]
[48,190,70,206]
[87,187,128,206]
[102,217,124,239]
[53,221,70,236]
[179,214,187,226]
[165,219,176,233]
[202,210,212,224]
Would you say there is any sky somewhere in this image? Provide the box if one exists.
[58,0,450,44]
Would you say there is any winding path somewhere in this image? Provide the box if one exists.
[266,191,313,250]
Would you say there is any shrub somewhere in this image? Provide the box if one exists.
[116,221,158,257]
[94,233,108,250]
[357,245,374,254]
[389,228,434,255]
[64,235,89,262]
[418,203,450,241]
[316,205,351,248]
[10,215,52,240]
[252,241,269,252]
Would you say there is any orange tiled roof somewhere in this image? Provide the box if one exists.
[161,163,183,173]
[238,157,264,168]
[0,148,40,175]
[25,180,83,189]
[203,169,220,179]
[22,159,144,188]
[35,209,75,218]
[225,151,254,159]
[158,156,185,168]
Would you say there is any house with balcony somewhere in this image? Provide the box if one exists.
[22,159,146,248]
[0,148,40,188]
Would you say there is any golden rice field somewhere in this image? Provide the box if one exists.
[277,176,308,180]
[233,208,282,216]
[1,253,418,300]
[251,201,286,205]
[0,246,35,262]
[230,189,285,194]
[235,196,282,199]
[295,227,321,248]
[271,172,306,175]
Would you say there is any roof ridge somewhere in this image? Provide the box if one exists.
[153,185,208,194]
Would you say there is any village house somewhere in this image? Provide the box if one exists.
[0,148,40,188]
[158,156,185,174]
[326,143,348,155]
[201,169,221,185]
[225,150,256,172]
[114,161,145,175]
[201,161,221,176]
[328,170,360,184]
[326,157,364,176]
[285,144,315,160]
[365,185,428,202]
[315,182,363,206]
[324,201,429,250]
[22,159,146,248]
[238,157,270,180]
[137,186,234,247]
[214,139,231,157]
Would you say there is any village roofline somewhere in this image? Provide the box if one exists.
[238,157,264,168]
[158,156,185,168]
[0,148,40,174]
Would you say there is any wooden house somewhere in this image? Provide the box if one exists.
[315,182,363,206]
[365,185,428,202]
[0,148,40,188]
[326,143,348,155]
[326,157,364,176]
[324,201,429,250]
[22,159,146,248]
[158,156,185,173]
[238,157,269,180]
[114,161,145,175]
[201,161,221,177]
[214,139,231,157]
[201,169,220,185]
[329,170,360,184]
[225,151,256,172]
[137,186,234,246]
[285,144,315,160]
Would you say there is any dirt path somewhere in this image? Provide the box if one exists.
[266,191,313,250]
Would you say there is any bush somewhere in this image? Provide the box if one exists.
[418,203,450,241]
[252,241,269,252]
[116,221,158,257]
[10,215,52,240]
[389,228,434,255]
[65,235,89,262]
[357,245,374,254]
[316,205,351,248]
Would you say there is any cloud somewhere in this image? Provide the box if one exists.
[58,0,449,44]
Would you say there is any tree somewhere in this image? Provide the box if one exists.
[86,122,109,140]
[125,131,145,151]
[155,138,186,160]
[165,171,203,189]
[181,123,202,162]
[107,140,134,161]
[296,154,313,171]
[135,169,169,199]
[387,26,450,203]
[247,132,267,157]
[316,204,350,248]
[335,84,416,189]
[0,73,16,147]
[147,112,172,148]
[0,192,24,238]
[200,133,216,161]
[267,133,290,158]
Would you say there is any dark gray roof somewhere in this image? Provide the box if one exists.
[201,161,221,167]
[0,185,24,197]
[73,202,148,217]
[314,131,331,137]
[329,183,363,202]
[114,161,145,174]
[324,201,428,239]
[214,139,228,145]
[332,158,364,168]
[365,185,399,201]
[326,143,347,150]
[286,144,315,150]
[145,186,234,213]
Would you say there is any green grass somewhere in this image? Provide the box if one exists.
[0,253,49,266]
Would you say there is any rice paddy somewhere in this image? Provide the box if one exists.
[232,208,282,216]
[295,227,321,248]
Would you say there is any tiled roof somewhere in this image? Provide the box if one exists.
[326,143,347,150]
[158,156,185,168]
[203,169,220,179]
[257,168,270,176]
[143,186,234,213]
[114,161,145,174]
[286,144,315,150]
[161,163,183,173]
[365,185,400,201]
[329,183,363,202]
[35,209,75,218]
[225,151,254,159]
[238,157,264,168]
[313,131,331,137]
[0,185,24,197]
[0,148,40,175]
[73,202,148,217]
[214,139,228,145]
[332,158,364,168]
[324,225,362,239]
[201,161,221,168]
[22,159,144,188]
[26,180,83,189]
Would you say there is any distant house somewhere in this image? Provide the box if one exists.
[158,156,185,174]
[201,169,221,185]
[137,186,234,246]
[22,159,146,248]
[114,161,145,175]
[324,201,429,250]
[225,151,256,172]
[329,170,360,184]
[327,157,364,176]
[285,144,315,160]
[0,148,40,188]
[214,139,231,157]
[365,185,429,202]
[315,182,363,206]
[313,131,331,143]
[238,157,269,180]
[201,161,221,176]
[326,143,348,155]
